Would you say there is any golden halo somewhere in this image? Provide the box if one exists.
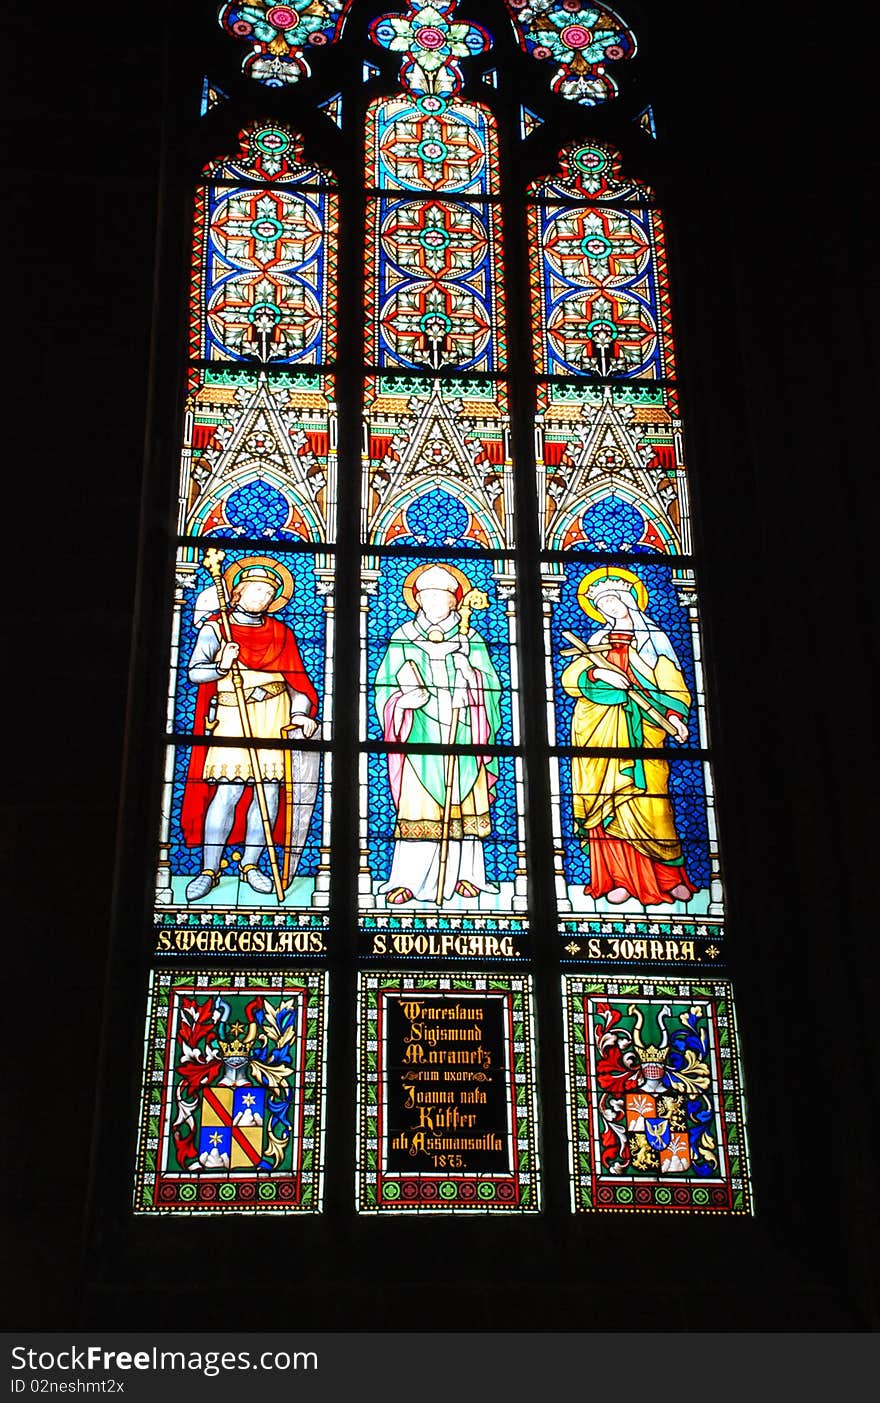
[223,554,295,613]
[402,562,473,613]
[577,566,648,623]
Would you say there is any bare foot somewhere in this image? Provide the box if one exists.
[605,886,632,904]
[385,887,414,905]
[669,883,692,902]
[454,880,479,898]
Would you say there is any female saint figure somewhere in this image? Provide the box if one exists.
[561,567,695,906]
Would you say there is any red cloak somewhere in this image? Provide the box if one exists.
[181,614,318,848]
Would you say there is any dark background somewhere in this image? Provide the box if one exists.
[4,0,877,1330]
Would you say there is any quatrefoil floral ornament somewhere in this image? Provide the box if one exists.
[506,0,636,105]
[218,1,350,87]
[369,0,492,97]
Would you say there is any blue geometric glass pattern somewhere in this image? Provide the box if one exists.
[400,488,470,544]
[579,495,650,552]
[220,480,298,538]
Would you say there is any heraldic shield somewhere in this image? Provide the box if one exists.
[199,1086,267,1170]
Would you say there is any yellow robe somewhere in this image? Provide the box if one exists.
[562,648,690,866]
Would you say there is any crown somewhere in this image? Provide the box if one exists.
[588,574,636,601]
[234,565,282,593]
[638,1044,669,1068]
[219,1020,255,1059]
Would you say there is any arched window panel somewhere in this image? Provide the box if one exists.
[165,545,334,739]
[362,378,513,550]
[562,977,751,1214]
[531,133,727,975]
[218,1,354,88]
[536,384,689,555]
[192,124,337,366]
[356,971,541,1213]
[366,94,500,195]
[179,368,338,544]
[201,121,334,185]
[154,740,331,956]
[543,562,708,751]
[133,968,328,1214]
[527,143,674,383]
[358,68,527,962]
[151,110,339,961]
[528,138,655,204]
[505,1,636,107]
[358,750,529,957]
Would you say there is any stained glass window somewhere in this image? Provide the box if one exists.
[136,116,338,1210]
[527,148,674,381]
[528,139,726,965]
[358,65,529,975]
[129,0,753,1222]
[219,2,352,87]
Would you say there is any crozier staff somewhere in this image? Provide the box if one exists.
[181,552,319,901]
[374,564,501,906]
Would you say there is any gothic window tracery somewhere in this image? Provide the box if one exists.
[131,0,752,1220]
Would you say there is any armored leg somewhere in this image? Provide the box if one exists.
[185,781,244,901]
[241,781,281,894]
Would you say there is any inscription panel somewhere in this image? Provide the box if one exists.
[357,972,540,1212]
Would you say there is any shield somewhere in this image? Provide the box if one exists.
[660,1132,691,1174]
[281,734,320,888]
[199,1085,265,1169]
[625,1092,657,1131]
[644,1116,671,1152]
